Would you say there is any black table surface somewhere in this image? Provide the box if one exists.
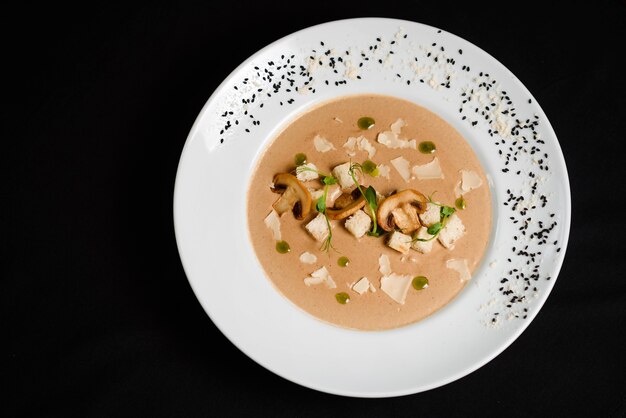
[6,2,626,417]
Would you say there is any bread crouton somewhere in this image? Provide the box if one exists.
[438,213,465,249]
[387,230,412,254]
[344,210,372,239]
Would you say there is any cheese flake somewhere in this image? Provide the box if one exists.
[461,170,483,192]
[299,252,317,264]
[304,266,337,288]
[390,118,406,134]
[381,273,413,304]
[412,157,444,180]
[342,135,377,158]
[263,210,281,241]
[313,135,336,153]
[378,254,392,276]
[446,258,471,282]
[391,156,411,182]
[377,164,391,179]
[352,277,372,295]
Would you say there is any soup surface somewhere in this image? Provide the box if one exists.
[247,94,491,331]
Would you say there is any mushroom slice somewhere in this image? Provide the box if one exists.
[271,173,312,220]
[391,202,421,234]
[326,188,366,220]
[377,189,428,233]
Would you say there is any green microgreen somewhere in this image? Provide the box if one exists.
[413,193,456,243]
[294,166,338,253]
[427,222,443,236]
[296,165,337,186]
[349,162,382,237]
[322,176,337,185]
[316,181,335,253]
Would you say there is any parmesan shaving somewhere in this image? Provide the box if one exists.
[446,258,471,282]
[461,170,483,192]
[454,180,464,198]
[352,277,372,295]
[391,156,411,182]
[263,210,281,241]
[377,131,416,149]
[380,273,413,304]
[299,252,317,264]
[377,118,416,149]
[313,135,336,152]
[412,157,444,180]
[358,136,377,158]
[378,254,392,276]
[343,135,377,158]
[304,266,337,288]
[390,118,406,134]
[377,164,391,179]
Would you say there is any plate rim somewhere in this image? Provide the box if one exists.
[173,16,572,397]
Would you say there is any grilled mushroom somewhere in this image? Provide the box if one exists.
[271,173,312,220]
[377,189,428,234]
[326,187,366,220]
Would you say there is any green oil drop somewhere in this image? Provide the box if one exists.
[335,292,350,304]
[412,276,429,290]
[294,153,307,166]
[275,240,290,254]
[418,141,436,154]
[357,116,375,130]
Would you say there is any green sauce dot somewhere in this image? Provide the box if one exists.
[357,116,375,130]
[418,141,436,154]
[361,160,378,176]
[412,276,429,290]
[335,292,350,304]
[275,240,290,254]
[455,197,467,210]
[338,256,350,267]
[294,153,307,166]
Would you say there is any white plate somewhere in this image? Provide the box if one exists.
[173,18,570,397]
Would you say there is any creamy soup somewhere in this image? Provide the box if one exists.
[247,94,491,331]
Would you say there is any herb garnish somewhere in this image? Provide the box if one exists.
[414,193,456,242]
[317,184,335,252]
[349,162,383,237]
[296,165,337,252]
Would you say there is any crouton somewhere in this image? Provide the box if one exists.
[387,230,412,254]
[331,162,358,190]
[344,209,372,239]
[419,202,440,227]
[411,226,434,254]
[308,184,341,212]
[438,213,465,249]
[296,162,319,182]
[305,213,330,242]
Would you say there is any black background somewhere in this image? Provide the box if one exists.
[5,2,626,417]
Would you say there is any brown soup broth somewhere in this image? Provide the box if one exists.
[247,94,491,331]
